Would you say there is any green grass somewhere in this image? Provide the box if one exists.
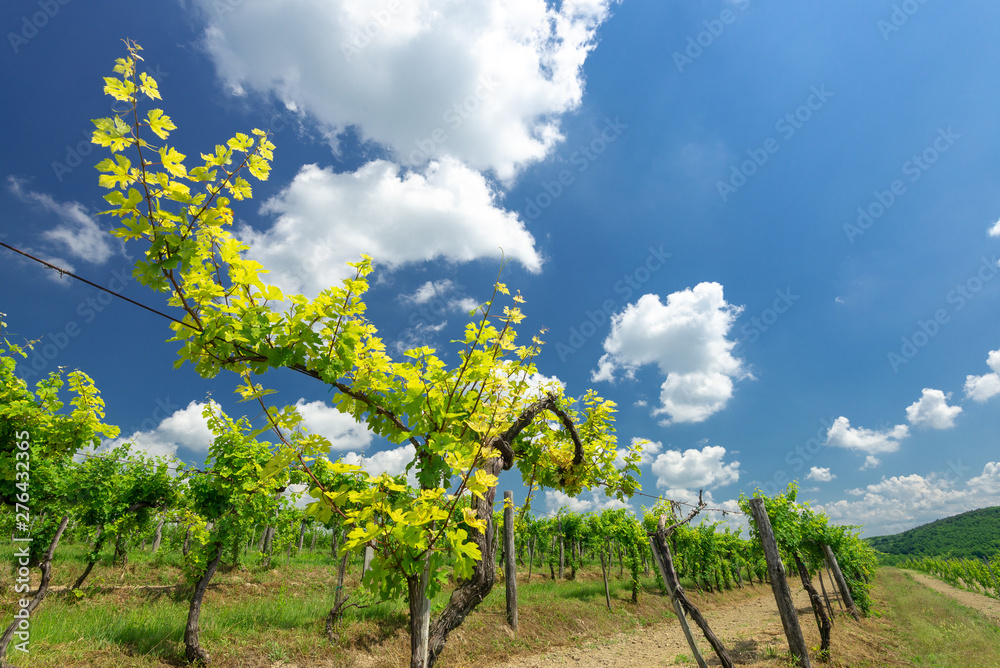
[877,568,1000,667]
[3,542,701,667]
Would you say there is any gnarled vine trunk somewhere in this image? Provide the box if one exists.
[0,515,70,661]
[72,529,107,590]
[184,541,224,663]
[425,457,502,667]
[151,518,164,553]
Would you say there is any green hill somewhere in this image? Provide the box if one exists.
[867,506,1000,561]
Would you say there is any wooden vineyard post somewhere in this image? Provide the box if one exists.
[793,553,831,658]
[816,565,836,621]
[649,532,707,668]
[558,519,564,579]
[601,540,612,610]
[527,536,535,582]
[824,567,844,612]
[151,517,164,554]
[407,556,431,668]
[649,527,735,668]
[297,518,308,552]
[748,499,812,668]
[822,544,861,621]
[503,491,518,631]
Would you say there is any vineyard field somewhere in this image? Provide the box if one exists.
[5,540,1000,667]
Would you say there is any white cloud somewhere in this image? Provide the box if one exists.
[614,437,662,468]
[397,279,481,349]
[964,349,1000,402]
[294,399,374,451]
[592,284,745,424]
[649,444,740,498]
[194,0,614,181]
[403,279,468,307]
[342,443,416,479]
[103,400,217,459]
[860,455,881,471]
[32,252,76,286]
[102,398,372,461]
[806,466,835,482]
[243,160,541,294]
[968,462,1000,494]
[825,416,908,456]
[989,218,1000,237]
[544,489,628,514]
[905,388,962,429]
[8,176,113,264]
[822,461,1000,536]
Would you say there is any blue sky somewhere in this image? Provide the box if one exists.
[2,0,999,536]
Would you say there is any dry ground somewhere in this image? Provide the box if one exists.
[501,578,899,668]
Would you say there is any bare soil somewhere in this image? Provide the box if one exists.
[500,585,808,667]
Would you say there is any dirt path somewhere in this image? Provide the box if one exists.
[903,570,1000,624]
[500,586,814,667]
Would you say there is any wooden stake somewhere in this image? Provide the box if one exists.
[793,553,831,658]
[558,519,564,579]
[649,534,708,668]
[822,544,861,621]
[527,536,535,582]
[601,540,612,611]
[816,564,836,622]
[748,499,811,668]
[503,491,518,631]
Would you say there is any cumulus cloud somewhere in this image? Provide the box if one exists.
[592,284,745,424]
[969,462,1000,494]
[396,279,482,350]
[822,461,1000,535]
[101,398,373,461]
[989,218,1000,237]
[964,349,1000,402]
[614,437,662,468]
[243,160,541,294]
[402,279,478,313]
[193,0,614,180]
[342,444,417,485]
[8,176,114,264]
[102,400,217,459]
[824,417,909,458]
[860,455,881,471]
[294,399,374,451]
[544,489,629,514]
[806,467,835,482]
[905,388,962,429]
[649,444,740,499]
